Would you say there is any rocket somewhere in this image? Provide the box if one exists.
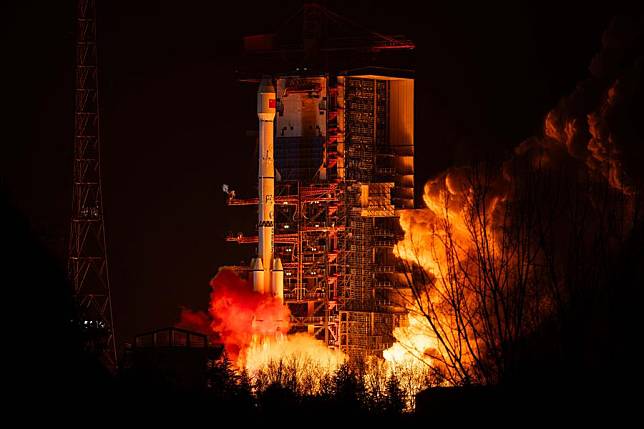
[251,77,284,302]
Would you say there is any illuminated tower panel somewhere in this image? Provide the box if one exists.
[275,76,328,181]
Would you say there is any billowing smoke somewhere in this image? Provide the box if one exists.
[386,16,642,384]
[177,306,214,337]
[179,269,345,376]
[179,269,290,364]
[542,16,642,193]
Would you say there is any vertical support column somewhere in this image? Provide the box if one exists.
[297,182,303,301]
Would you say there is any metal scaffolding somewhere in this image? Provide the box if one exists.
[228,3,415,359]
[228,72,413,359]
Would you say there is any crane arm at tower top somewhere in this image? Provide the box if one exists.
[243,3,415,55]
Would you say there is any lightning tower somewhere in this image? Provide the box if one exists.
[68,0,117,369]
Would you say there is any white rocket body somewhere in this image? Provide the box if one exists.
[253,77,284,302]
[271,258,284,301]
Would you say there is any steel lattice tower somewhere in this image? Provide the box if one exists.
[68,0,117,369]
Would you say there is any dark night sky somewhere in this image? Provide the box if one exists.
[4,1,626,351]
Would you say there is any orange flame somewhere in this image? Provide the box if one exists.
[180,269,345,373]
[385,173,490,378]
[384,70,635,381]
[210,269,289,366]
[245,332,345,375]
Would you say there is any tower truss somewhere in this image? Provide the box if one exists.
[68,0,117,369]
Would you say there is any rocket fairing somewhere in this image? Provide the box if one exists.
[253,77,284,302]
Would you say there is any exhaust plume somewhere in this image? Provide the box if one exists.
[385,16,642,384]
[179,269,345,373]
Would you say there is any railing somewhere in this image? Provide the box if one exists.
[373,239,396,247]
[373,229,395,237]
[374,281,393,288]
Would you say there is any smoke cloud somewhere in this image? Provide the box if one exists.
[387,15,643,383]
[179,269,290,363]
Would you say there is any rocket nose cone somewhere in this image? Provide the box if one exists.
[251,257,265,271]
[259,76,275,93]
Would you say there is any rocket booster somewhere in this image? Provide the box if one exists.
[253,77,284,302]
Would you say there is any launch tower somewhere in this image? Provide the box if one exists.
[228,4,415,359]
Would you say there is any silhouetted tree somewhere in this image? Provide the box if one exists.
[396,158,640,386]
[207,352,240,398]
[319,373,335,400]
[236,368,256,410]
[384,374,405,416]
[258,382,298,417]
[333,362,366,412]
